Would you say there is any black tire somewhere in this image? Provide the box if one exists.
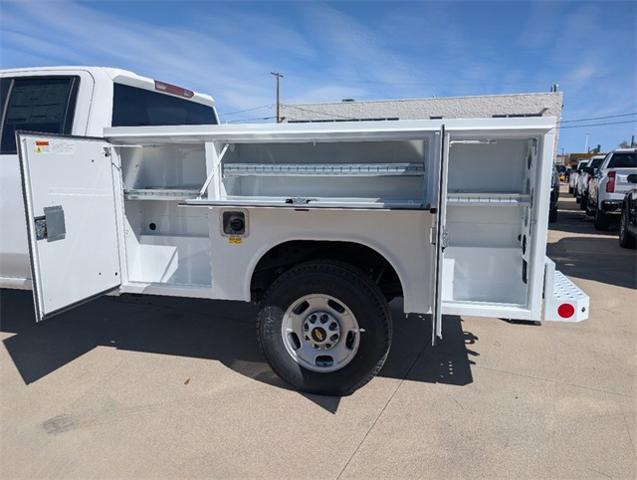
[257,261,392,396]
[568,186,574,194]
[579,194,588,210]
[619,206,636,249]
[549,206,558,223]
[585,198,595,217]
[594,205,609,230]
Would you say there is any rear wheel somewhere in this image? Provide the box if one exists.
[594,204,610,230]
[257,261,392,396]
[585,197,595,217]
[619,206,636,249]
[568,186,574,194]
[579,193,588,210]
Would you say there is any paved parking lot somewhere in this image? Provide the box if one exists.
[1,185,635,479]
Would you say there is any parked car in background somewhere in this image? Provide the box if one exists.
[550,164,560,222]
[569,160,588,194]
[576,154,605,209]
[619,174,637,249]
[587,149,637,230]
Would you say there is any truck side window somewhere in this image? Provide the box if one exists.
[0,77,79,154]
[112,83,218,127]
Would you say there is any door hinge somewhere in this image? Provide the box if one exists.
[430,226,449,248]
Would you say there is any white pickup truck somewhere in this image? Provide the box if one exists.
[0,66,219,289]
[587,148,637,229]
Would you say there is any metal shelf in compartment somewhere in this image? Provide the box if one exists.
[447,193,530,206]
[222,162,425,177]
[124,188,200,200]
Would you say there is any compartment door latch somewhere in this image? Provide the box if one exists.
[34,205,66,242]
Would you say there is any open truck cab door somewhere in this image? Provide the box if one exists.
[17,133,121,321]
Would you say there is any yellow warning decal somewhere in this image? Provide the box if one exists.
[35,140,49,153]
[228,236,242,244]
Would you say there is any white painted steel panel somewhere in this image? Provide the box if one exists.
[205,206,435,315]
[18,133,121,321]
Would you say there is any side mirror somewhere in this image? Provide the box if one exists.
[628,174,637,184]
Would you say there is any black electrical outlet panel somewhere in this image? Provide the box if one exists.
[222,211,246,235]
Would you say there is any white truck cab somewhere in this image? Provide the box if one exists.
[0,67,219,289]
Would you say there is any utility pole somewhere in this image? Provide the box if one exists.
[270,72,283,123]
[584,133,590,153]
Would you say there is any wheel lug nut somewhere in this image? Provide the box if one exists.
[310,315,316,323]
[329,322,337,331]
[330,334,339,341]
[325,343,331,349]
[320,314,328,323]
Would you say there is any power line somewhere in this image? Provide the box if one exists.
[560,120,636,129]
[225,116,276,123]
[559,112,637,124]
[282,104,358,120]
[221,105,272,116]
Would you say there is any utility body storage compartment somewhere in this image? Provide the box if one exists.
[17,118,589,337]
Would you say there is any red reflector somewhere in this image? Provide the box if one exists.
[35,140,49,146]
[606,171,616,193]
[154,80,194,98]
[557,303,575,318]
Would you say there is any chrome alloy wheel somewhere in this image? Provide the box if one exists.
[281,294,362,373]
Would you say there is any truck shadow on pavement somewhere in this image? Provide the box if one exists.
[0,290,476,412]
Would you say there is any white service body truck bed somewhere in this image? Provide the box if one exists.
[15,117,589,394]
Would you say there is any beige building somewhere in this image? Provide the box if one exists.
[282,92,563,123]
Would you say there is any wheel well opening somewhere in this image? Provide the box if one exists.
[250,241,403,302]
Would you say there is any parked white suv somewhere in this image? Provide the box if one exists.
[0,67,219,289]
[576,154,605,210]
[569,159,588,195]
[587,149,637,230]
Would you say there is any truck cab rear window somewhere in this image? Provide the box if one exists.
[608,153,636,169]
[112,84,218,127]
[0,77,78,154]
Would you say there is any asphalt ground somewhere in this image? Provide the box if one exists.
[1,184,635,479]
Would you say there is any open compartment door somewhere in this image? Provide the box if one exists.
[431,126,449,344]
[17,133,121,321]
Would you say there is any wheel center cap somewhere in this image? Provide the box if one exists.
[311,327,327,343]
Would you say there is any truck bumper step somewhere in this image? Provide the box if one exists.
[543,258,589,322]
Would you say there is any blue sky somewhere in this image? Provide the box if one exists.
[1,0,635,152]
